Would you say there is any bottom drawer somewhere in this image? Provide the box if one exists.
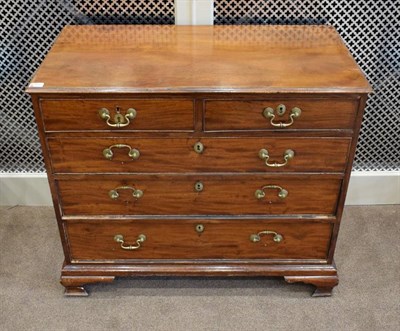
[66,220,332,261]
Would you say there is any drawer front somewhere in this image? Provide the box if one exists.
[66,219,333,260]
[205,98,359,131]
[58,175,341,216]
[48,137,351,173]
[40,99,194,131]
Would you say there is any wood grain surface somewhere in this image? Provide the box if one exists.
[40,99,194,131]
[57,174,342,216]
[48,137,351,173]
[205,98,359,130]
[66,219,333,260]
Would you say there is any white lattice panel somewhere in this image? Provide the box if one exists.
[0,0,174,173]
[215,0,400,171]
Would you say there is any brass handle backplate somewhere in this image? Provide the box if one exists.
[255,185,288,200]
[250,230,283,243]
[98,107,136,128]
[263,104,301,128]
[114,234,146,250]
[108,186,143,200]
[103,144,140,160]
[258,148,295,167]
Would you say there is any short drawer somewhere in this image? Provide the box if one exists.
[48,137,351,173]
[66,219,333,260]
[57,175,341,216]
[205,98,359,131]
[40,99,194,131]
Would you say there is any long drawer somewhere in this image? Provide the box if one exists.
[40,99,195,131]
[205,98,359,131]
[66,219,333,260]
[57,175,341,216]
[48,137,351,173]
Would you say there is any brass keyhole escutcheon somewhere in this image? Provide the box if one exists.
[114,113,124,123]
[194,142,204,154]
[195,224,205,233]
[277,104,286,116]
[194,181,204,192]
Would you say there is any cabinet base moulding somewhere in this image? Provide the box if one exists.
[60,276,115,297]
[284,275,339,297]
[61,261,338,297]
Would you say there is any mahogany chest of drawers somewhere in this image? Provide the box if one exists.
[27,25,371,296]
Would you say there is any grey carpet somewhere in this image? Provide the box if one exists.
[0,205,399,331]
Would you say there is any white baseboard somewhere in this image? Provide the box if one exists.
[175,0,213,25]
[346,171,399,205]
[0,174,52,206]
[0,171,398,206]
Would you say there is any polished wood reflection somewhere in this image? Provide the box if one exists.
[27,25,371,94]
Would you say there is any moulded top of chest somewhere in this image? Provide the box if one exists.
[27,25,372,94]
